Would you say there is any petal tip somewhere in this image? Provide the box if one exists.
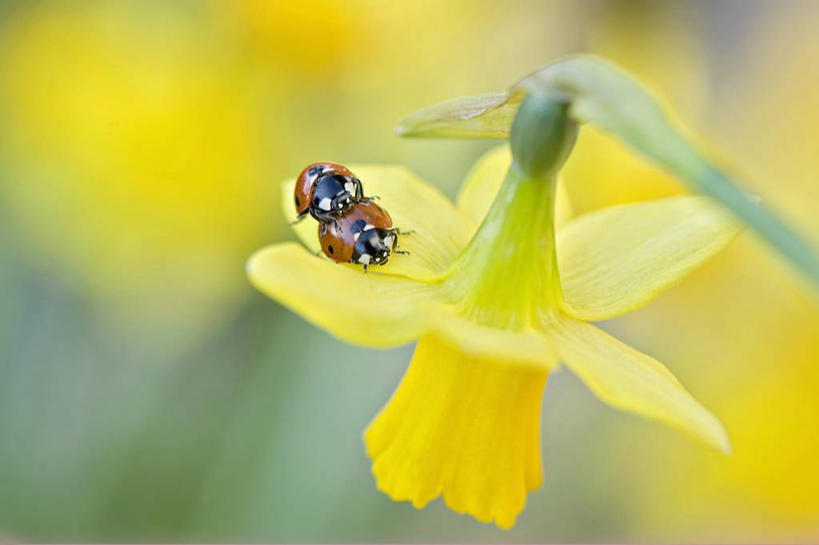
[245,246,268,273]
[695,402,731,454]
[245,242,300,283]
[712,424,732,455]
[245,245,276,281]
[394,122,411,137]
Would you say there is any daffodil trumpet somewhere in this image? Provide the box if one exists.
[248,91,741,528]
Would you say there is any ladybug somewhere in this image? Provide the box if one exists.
[293,162,366,225]
[318,201,408,271]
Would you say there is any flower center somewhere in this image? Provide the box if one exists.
[446,95,578,329]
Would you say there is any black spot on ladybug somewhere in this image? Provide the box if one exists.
[328,245,334,254]
[351,219,367,234]
[295,196,301,207]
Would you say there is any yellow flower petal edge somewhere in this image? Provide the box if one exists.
[545,313,730,453]
[456,144,573,229]
[248,244,560,367]
[280,164,475,280]
[365,335,547,529]
[557,196,742,321]
[422,303,557,369]
[247,243,434,347]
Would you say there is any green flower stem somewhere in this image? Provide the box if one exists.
[652,139,819,286]
[449,95,578,329]
[517,57,819,287]
[397,55,819,289]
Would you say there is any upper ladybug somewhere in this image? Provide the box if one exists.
[293,162,366,225]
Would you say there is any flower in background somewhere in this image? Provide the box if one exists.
[0,3,276,340]
[248,95,740,527]
[623,5,819,532]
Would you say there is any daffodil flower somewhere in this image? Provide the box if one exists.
[248,95,741,528]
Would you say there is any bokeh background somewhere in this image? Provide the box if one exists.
[0,0,817,542]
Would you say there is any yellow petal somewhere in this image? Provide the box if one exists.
[424,303,557,369]
[557,196,741,320]
[365,336,547,529]
[247,242,437,347]
[456,144,573,229]
[546,314,730,452]
[281,165,474,280]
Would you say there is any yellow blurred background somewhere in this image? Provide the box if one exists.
[0,0,817,541]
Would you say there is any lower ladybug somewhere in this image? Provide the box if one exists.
[318,201,408,271]
[293,162,366,225]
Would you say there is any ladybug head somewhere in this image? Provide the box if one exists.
[354,227,395,266]
[334,191,355,214]
[294,162,358,217]
[311,173,358,216]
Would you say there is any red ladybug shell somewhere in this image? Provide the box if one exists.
[318,201,393,263]
[294,162,356,216]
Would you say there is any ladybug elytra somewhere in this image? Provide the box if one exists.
[318,201,408,271]
[293,162,366,225]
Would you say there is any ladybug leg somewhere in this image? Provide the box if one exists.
[290,213,307,226]
[311,210,343,233]
[395,227,415,235]
[353,178,365,201]
[363,264,369,273]
[310,208,329,222]
[391,231,410,256]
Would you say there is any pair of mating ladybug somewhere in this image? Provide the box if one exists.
[293,162,408,271]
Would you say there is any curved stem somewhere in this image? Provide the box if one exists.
[399,55,819,289]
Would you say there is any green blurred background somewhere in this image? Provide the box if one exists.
[0,0,817,542]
